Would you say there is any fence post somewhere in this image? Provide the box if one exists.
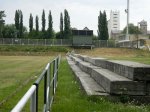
[28,38,29,45]
[34,84,38,112]
[20,39,21,45]
[107,40,108,47]
[2,38,4,45]
[44,71,47,111]
[47,63,50,111]
[61,39,62,46]
[53,60,55,95]
[30,91,36,112]
[37,39,38,46]
[56,57,59,86]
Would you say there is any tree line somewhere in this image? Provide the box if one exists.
[2,9,141,40]
[0,9,72,39]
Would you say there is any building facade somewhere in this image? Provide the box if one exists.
[138,20,147,34]
[108,11,120,39]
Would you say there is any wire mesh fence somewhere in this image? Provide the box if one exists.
[0,38,118,48]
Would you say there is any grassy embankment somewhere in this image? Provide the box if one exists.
[78,48,150,64]
[0,45,70,56]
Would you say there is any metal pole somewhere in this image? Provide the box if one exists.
[30,91,36,112]
[126,0,129,40]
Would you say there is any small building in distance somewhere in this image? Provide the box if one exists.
[72,27,93,48]
[138,20,147,35]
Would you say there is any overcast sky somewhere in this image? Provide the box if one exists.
[1,0,150,35]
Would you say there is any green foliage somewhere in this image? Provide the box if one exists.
[0,45,69,53]
[29,13,33,33]
[47,11,53,39]
[98,10,109,40]
[60,12,64,39]
[55,31,61,39]
[0,11,6,38]
[42,10,46,32]
[2,24,27,38]
[19,12,23,38]
[35,15,39,32]
[2,24,17,38]
[15,10,20,31]
[103,11,109,40]
[14,10,24,38]
[64,9,71,39]
[0,11,6,26]
[122,24,141,34]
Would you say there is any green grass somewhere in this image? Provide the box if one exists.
[0,48,150,112]
[0,56,52,111]
[0,45,71,56]
[52,59,150,112]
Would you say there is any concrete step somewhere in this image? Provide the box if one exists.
[76,59,146,95]
[92,68,145,95]
[67,56,108,96]
[107,60,150,81]
[77,54,150,81]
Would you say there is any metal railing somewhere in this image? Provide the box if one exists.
[11,55,61,112]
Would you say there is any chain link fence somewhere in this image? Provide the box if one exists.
[0,38,117,48]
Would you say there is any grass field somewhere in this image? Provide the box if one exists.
[0,56,52,111]
[0,47,150,111]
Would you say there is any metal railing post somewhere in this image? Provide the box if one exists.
[53,60,56,95]
[30,90,36,112]
[34,83,39,112]
[44,71,47,111]
[47,63,50,111]
[56,57,59,86]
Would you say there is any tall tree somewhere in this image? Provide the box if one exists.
[35,15,39,32]
[98,11,103,40]
[97,11,102,39]
[64,9,71,39]
[60,12,63,39]
[15,10,20,30]
[19,11,23,38]
[47,10,53,38]
[29,13,33,33]
[0,11,6,38]
[97,11,108,40]
[102,11,109,40]
[42,10,46,32]
[15,10,24,38]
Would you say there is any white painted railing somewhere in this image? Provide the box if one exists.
[11,55,61,112]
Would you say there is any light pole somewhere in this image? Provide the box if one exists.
[125,0,130,40]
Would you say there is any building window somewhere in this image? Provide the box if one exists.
[113,14,118,15]
[113,20,117,22]
[113,24,117,25]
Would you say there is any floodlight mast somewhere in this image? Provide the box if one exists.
[126,0,129,40]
